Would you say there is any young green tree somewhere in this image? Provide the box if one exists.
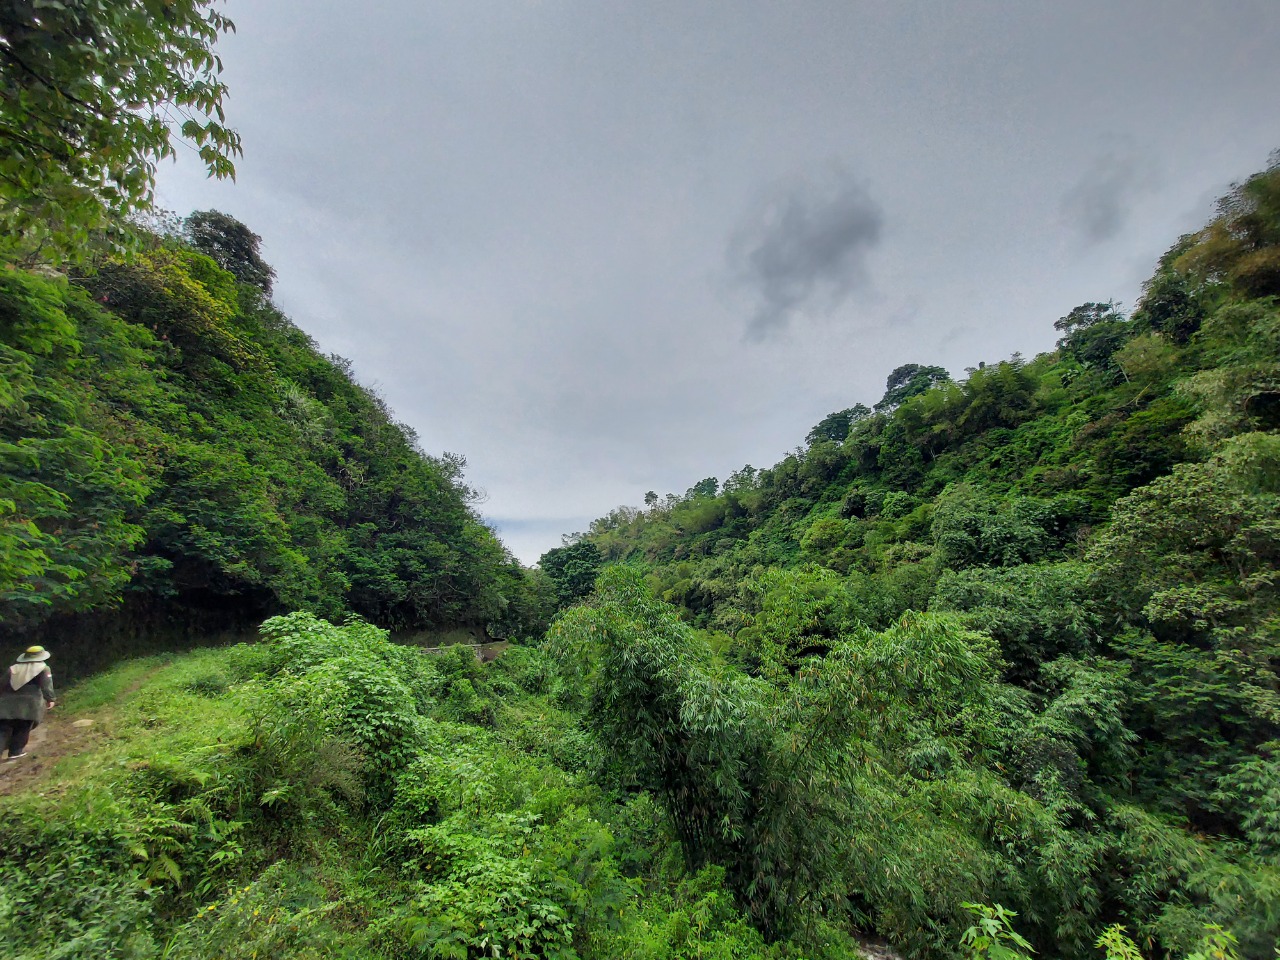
[875,363,951,412]
[184,210,276,294]
[538,539,604,608]
[806,404,870,445]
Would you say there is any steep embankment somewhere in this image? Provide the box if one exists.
[0,216,549,680]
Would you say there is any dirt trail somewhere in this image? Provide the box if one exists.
[0,667,162,797]
[0,713,99,796]
[856,936,907,960]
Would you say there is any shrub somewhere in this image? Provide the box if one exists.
[0,812,157,960]
[257,612,433,803]
[931,561,1102,682]
[166,862,357,960]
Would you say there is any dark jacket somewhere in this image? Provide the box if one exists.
[0,665,55,723]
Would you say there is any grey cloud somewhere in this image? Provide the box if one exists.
[1062,153,1156,243]
[940,325,975,348]
[729,171,884,339]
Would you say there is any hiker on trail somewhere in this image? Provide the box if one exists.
[0,646,56,760]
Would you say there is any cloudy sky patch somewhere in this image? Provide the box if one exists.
[155,0,1280,563]
[1062,152,1158,243]
[730,171,884,338]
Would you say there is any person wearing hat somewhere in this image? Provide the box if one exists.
[0,646,56,760]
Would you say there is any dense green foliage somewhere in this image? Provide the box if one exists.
[539,539,605,609]
[552,568,1005,942]
[0,620,831,960]
[3,32,1278,953]
[544,157,1280,957]
[0,216,546,661]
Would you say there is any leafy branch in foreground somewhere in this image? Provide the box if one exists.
[0,0,240,261]
[958,906,1244,960]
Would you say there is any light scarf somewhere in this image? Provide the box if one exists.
[9,662,46,691]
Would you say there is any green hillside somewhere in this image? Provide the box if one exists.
[1,5,1278,956]
[536,158,1280,956]
[0,216,549,678]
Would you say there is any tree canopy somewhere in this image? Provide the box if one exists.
[806,404,870,445]
[185,210,275,294]
[875,362,951,411]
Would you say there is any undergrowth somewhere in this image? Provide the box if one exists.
[2,613,1272,959]
[0,616,809,960]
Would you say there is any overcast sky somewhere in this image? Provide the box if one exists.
[156,0,1280,564]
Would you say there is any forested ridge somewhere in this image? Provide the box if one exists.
[0,213,548,676]
[533,156,1280,956]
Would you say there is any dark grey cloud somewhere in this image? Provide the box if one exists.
[729,171,883,339]
[1062,153,1156,243]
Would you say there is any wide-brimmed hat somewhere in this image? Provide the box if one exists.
[16,646,50,663]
